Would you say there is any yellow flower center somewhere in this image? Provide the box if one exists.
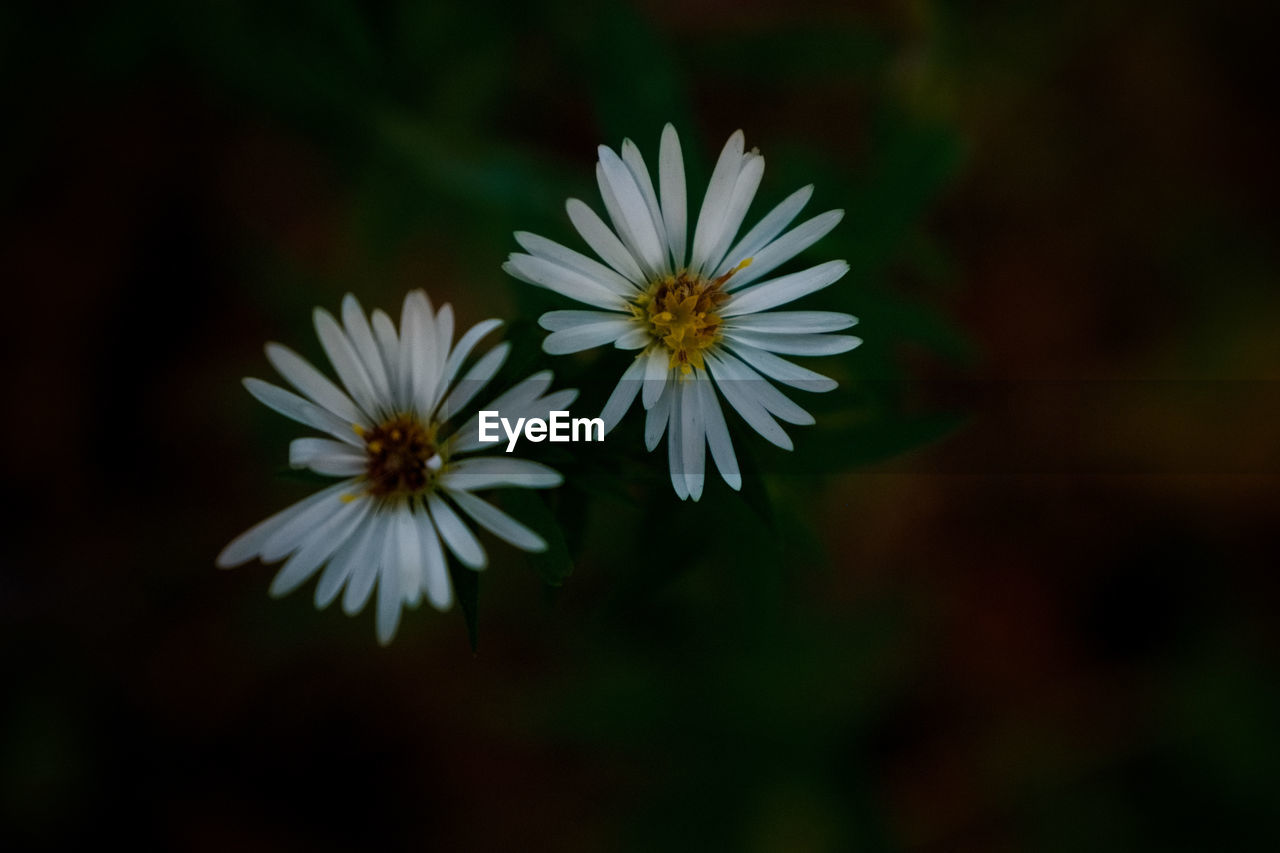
[353,415,440,498]
[631,259,751,375]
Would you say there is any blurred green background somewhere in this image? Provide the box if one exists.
[4,0,1279,849]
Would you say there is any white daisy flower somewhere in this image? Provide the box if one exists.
[504,124,861,501]
[217,290,575,645]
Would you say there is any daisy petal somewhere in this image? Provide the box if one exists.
[715,184,813,277]
[543,319,637,355]
[691,130,746,275]
[437,342,510,424]
[373,513,404,643]
[642,346,669,409]
[314,307,382,420]
[680,376,706,501]
[447,488,548,552]
[515,232,638,297]
[216,478,357,569]
[725,210,845,291]
[288,437,367,476]
[726,311,857,334]
[597,146,667,275]
[721,260,850,317]
[539,309,630,331]
[268,495,368,598]
[620,139,668,264]
[565,198,647,284]
[343,511,388,615]
[243,378,364,446]
[646,380,674,451]
[703,152,765,276]
[314,510,377,609]
[341,294,394,404]
[600,355,646,434]
[667,389,689,500]
[260,487,361,564]
[504,252,628,311]
[265,343,364,425]
[439,457,563,490]
[695,368,741,490]
[427,493,487,569]
[615,328,650,349]
[709,351,815,425]
[658,123,687,269]
[414,504,453,610]
[727,343,840,393]
[706,354,793,450]
[723,330,861,357]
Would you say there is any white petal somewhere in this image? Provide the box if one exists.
[439,318,503,398]
[516,232,638,297]
[723,330,861,356]
[341,294,394,404]
[538,309,630,331]
[447,488,547,552]
[427,493,487,569]
[265,343,364,425]
[261,486,362,564]
[690,130,745,274]
[709,351,815,425]
[437,342,509,424]
[703,152,765,275]
[543,319,637,355]
[370,309,401,408]
[715,184,813,277]
[600,355,645,434]
[268,495,369,598]
[414,504,453,610]
[314,307,382,420]
[504,252,628,311]
[377,505,418,645]
[725,210,845,291]
[597,146,666,275]
[343,510,388,615]
[242,378,363,446]
[216,478,357,569]
[667,389,689,500]
[728,343,840,393]
[620,139,668,266]
[695,369,741,491]
[642,346,669,409]
[439,457,563,490]
[373,512,403,643]
[680,377,706,501]
[706,354,793,450]
[288,437,366,476]
[726,311,857,334]
[658,124,687,270]
[721,260,850,317]
[314,509,377,609]
[399,290,439,419]
[565,198,647,284]
[446,368,550,450]
[615,328,650,349]
[645,380,673,451]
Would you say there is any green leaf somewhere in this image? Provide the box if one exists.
[497,490,574,587]
[447,561,480,652]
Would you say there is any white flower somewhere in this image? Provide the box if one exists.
[504,124,860,500]
[217,290,574,645]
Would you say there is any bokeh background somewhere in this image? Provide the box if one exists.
[4,0,1279,849]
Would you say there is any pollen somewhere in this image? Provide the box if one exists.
[361,414,439,498]
[632,259,751,375]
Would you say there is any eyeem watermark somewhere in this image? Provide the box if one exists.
[478,411,605,453]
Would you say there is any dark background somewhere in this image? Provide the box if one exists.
[4,0,1279,850]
